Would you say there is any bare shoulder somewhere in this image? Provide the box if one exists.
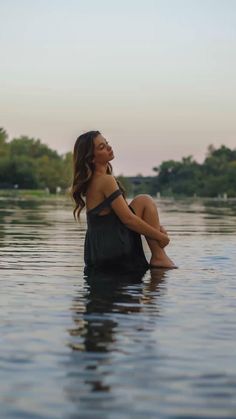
[98,173,117,185]
[98,174,119,197]
[96,175,134,224]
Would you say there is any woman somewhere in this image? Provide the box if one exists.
[71,130,177,274]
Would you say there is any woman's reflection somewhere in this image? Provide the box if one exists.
[65,268,167,408]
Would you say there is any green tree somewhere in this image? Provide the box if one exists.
[0,128,9,158]
[61,151,73,188]
[9,136,60,160]
[10,155,39,188]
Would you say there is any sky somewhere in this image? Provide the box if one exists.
[0,0,235,176]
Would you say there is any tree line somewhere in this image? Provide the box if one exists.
[149,144,236,197]
[0,128,72,193]
[0,127,235,197]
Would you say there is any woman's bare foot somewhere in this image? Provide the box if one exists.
[149,255,177,269]
[149,226,177,269]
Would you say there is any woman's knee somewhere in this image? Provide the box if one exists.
[129,194,156,216]
[136,194,156,207]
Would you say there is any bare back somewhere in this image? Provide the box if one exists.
[85,174,115,215]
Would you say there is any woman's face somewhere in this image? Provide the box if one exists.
[92,134,114,164]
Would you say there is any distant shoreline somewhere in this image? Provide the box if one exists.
[1,189,236,202]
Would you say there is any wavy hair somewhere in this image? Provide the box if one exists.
[71,131,126,221]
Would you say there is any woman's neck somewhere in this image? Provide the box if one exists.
[94,163,108,175]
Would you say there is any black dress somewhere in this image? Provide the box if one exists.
[84,189,149,275]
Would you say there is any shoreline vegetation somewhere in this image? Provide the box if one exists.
[1,127,236,199]
[1,189,236,202]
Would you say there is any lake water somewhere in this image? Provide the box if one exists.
[0,196,236,419]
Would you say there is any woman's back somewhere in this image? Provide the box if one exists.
[85,174,118,216]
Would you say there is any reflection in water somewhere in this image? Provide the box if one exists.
[66,269,167,414]
[0,198,53,252]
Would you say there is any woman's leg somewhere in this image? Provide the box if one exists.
[129,194,176,268]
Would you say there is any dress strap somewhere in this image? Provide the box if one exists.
[104,189,123,205]
[87,189,122,215]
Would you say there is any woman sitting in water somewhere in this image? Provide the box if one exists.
[71,130,176,273]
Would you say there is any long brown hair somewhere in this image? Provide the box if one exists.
[71,131,126,221]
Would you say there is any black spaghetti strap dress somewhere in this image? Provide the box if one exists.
[84,189,149,275]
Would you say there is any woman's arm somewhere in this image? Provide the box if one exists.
[100,175,169,246]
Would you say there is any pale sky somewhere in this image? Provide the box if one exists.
[1,0,235,175]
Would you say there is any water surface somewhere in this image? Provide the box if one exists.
[0,197,236,418]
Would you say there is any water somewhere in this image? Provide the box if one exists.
[0,196,236,419]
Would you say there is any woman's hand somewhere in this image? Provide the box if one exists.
[158,232,170,248]
[160,225,168,235]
